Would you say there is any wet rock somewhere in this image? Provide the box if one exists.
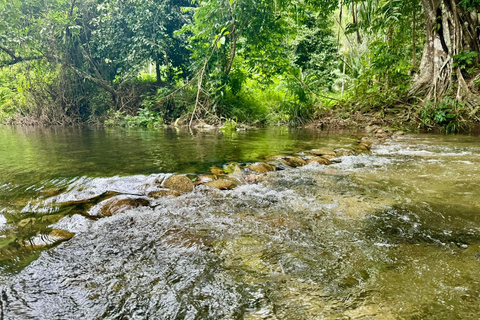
[309,149,336,156]
[321,155,336,160]
[205,179,237,190]
[268,160,289,171]
[248,163,274,173]
[282,156,307,167]
[163,175,194,193]
[223,163,241,174]
[153,176,166,186]
[100,197,150,217]
[194,174,216,185]
[358,140,373,151]
[20,229,75,250]
[244,174,262,184]
[210,167,225,176]
[147,189,183,199]
[394,130,405,135]
[306,157,332,165]
[334,148,356,157]
[40,188,64,198]
[49,229,75,241]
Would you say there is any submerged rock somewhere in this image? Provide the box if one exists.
[248,163,274,174]
[100,197,150,217]
[334,148,356,157]
[39,188,64,198]
[18,218,36,228]
[163,175,194,193]
[205,179,237,190]
[321,155,336,160]
[147,189,183,199]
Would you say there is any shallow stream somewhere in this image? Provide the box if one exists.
[0,126,479,319]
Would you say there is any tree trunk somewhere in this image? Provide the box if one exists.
[351,0,361,44]
[411,0,480,107]
[156,55,162,86]
[412,0,417,69]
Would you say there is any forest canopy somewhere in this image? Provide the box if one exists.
[1,0,479,131]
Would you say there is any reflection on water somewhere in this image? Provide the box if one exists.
[0,126,479,319]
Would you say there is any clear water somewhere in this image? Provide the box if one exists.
[0,126,479,319]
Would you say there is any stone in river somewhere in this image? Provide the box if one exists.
[100,197,150,217]
[205,179,237,190]
[248,163,274,173]
[282,156,307,167]
[163,175,194,193]
[210,167,225,176]
[20,229,75,250]
[309,149,336,156]
[306,157,332,165]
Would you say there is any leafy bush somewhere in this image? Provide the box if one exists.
[220,118,237,131]
[124,107,164,128]
[419,97,464,133]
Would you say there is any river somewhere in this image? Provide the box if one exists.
[0,126,479,319]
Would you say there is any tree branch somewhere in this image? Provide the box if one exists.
[0,45,44,67]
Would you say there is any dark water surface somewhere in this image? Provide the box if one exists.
[0,126,479,319]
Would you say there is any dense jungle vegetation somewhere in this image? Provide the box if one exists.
[1,0,480,131]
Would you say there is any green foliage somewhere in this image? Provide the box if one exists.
[453,51,478,71]
[459,0,480,9]
[220,118,237,132]
[124,107,164,128]
[1,0,480,130]
[420,98,464,133]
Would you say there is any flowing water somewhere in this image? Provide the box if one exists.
[0,126,479,319]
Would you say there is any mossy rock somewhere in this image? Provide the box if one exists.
[100,197,150,217]
[223,163,241,174]
[164,175,194,193]
[306,157,332,165]
[282,156,307,167]
[205,179,237,190]
[248,163,274,173]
